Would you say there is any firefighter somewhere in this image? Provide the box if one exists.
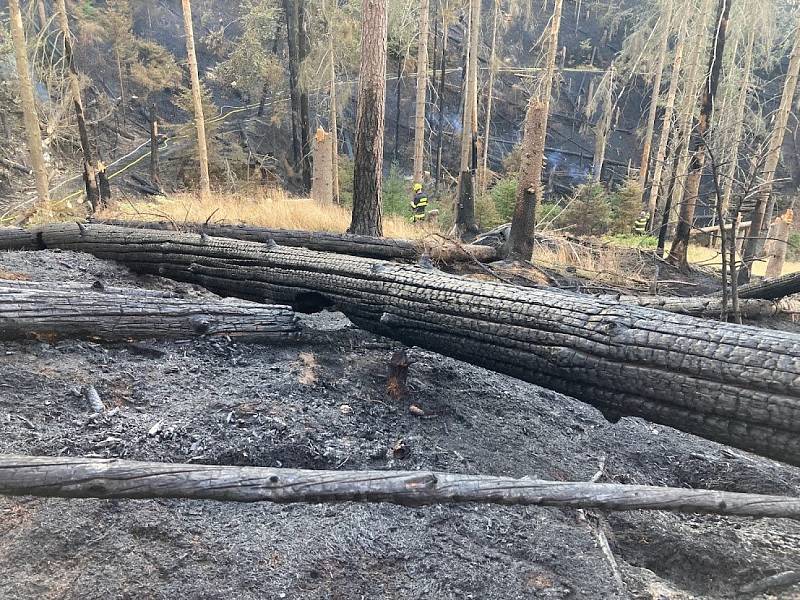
[411,182,428,223]
[633,210,648,235]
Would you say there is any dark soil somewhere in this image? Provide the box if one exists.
[1,249,799,600]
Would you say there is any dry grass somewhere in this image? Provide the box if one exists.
[98,190,430,239]
[686,244,800,277]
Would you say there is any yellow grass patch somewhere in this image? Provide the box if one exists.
[99,190,430,239]
[686,244,800,277]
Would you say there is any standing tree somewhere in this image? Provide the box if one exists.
[454,0,481,237]
[54,0,99,210]
[639,0,673,191]
[740,12,800,280]
[669,0,732,268]
[8,0,50,209]
[412,0,431,185]
[480,0,501,196]
[646,0,688,226]
[506,0,563,260]
[181,0,211,200]
[591,64,615,183]
[349,0,388,236]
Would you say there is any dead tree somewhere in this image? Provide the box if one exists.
[2,455,800,519]
[0,280,299,342]
[668,0,731,268]
[150,103,162,191]
[4,223,800,466]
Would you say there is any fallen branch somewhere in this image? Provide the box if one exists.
[734,271,800,301]
[97,219,499,263]
[1,224,799,465]
[739,571,800,595]
[1,455,799,519]
[0,279,300,342]
[0,157,33,175]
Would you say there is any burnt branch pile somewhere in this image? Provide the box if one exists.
[0,278,299,342]
[2,455,799,519]
[1,223,798,465]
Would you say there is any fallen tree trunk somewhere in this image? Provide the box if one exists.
[0,279,299,342]
[2,455,798,519]
[2,223,799,465]
[97,220,499,263]
[606,294,800,320]
[734,271,800,300]
[0,157,33,175]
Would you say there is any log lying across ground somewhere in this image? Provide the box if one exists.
[98,219,499,263]
[2,456,798,519]
[606,294,800,319]
[735,271,800,300]
[0,279,299,342]
[2,223,799,465]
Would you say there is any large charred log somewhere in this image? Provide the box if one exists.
[94,220,499,263]
[0,279,299,342]
[1,223,799,466]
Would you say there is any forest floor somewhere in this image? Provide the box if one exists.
[2,249,800,599]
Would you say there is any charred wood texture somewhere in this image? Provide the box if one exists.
[95,220,498,262]
[604,294,800,319]
[0,279,299,342]
[2,223,800,465]
[2,455,799,519]
[734,272,800,301]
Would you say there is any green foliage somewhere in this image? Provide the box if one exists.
[538,202,562,226]
[558,182,611,236]
[608,233,659,249]
[489,176,518,222]
[338,156,354,208]
[86,0,180,99]
[210,0,283,99]
[475,193,502,229]
[608,178,644,234]
[382,162,409,216]
[788,232,800,262]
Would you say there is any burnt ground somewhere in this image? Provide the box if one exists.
[1,250,800,600]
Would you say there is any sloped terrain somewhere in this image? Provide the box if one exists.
[1,249,799,599]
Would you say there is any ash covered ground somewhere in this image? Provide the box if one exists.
[1,250,799,599]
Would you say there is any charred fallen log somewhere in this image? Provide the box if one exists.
[97,219,499,263]
[0,279,299,342]
[734,271,800,300]
[605,294,800,319]
[2,223,800,465]
[2,455,799,519]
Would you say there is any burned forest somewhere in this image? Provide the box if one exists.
[2,0,800,598]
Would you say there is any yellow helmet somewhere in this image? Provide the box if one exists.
[413,183,423,192]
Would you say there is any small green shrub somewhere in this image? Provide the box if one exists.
[558,182,611,236]
[489,176,518,222]
[608,233,658,249]
[475,193,503,229]
[382,162,409,217]
[609,178,644,234]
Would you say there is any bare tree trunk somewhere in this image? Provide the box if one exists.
[181,0,211,200]
[54,0,99,211]
[455,0,481,238]
[393,57,403,161]
[740,16,800,280]
[8,0,50,207]
[720,27,755,216]
[646,10,687,226]
[592,66,615,183]
[311,127,334,203]
[480,0,500,196]
[349,0,388,236]
[764,208,793,278]
[669,0,731,268]
[327,2,340,204]
[434,12,448,193]
[282,0,302,173]
[657,136,684,257]
[506,0,563,259]
[639,0,672,191]
[298,0,312,192]
[115,47,126,126]
[150,103,162,191]
[412,0,430,184]
[36,0,48,31]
